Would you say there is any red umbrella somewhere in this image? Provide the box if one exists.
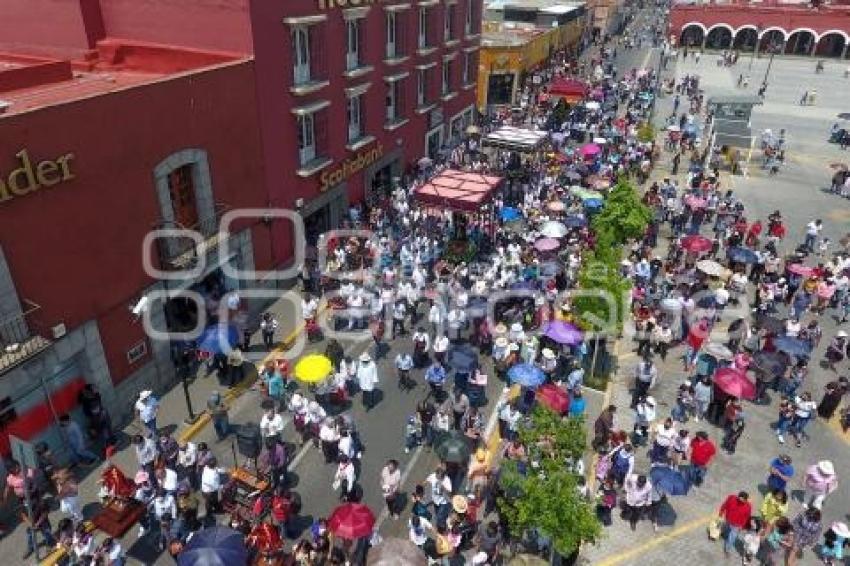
[714,368,756,400]
[536,383,570,414]
[787,263,813,277]
[328,503,376,539]
[680,235,713,253]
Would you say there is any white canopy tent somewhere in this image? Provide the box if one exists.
[482,126,549,152]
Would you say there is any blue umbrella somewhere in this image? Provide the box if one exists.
[178,526,248,566]
[727,246,759,264]
[649,465,690,496]
[508,363,546,388]
[500,207,522,222]
[584,198,604,208]
[563,215,587,228]
[197,324,238,355]
[446,345,479,373]
[773,336,812,358]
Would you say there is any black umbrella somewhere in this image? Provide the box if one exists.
[178,526,248,566]
[754,313,785,334]
[752,350,788,376]
[446,345,479,373]
[434,431,471,463]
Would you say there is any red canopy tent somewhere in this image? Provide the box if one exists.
[414,169,503,237]
[414,169,503,212]
[547,78,590,103]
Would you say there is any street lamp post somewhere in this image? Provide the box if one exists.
[760,40,782,94]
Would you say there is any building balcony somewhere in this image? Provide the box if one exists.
[156,203,231,271]
[0,300,52,375]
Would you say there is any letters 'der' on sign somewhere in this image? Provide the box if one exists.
[0,149,76,205]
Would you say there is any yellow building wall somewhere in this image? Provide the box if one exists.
[477,20,587,109]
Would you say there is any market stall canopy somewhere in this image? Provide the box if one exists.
[414,169,504,212]
[483,126,549,152]
[548,77,590,103]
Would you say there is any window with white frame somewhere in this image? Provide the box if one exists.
[465,0,473,35]
[386,82,398,121]
[462,52,471,84]
[293,26,311,84]
[417,69,427,106]
[442,61,452,96]
[346,19,360,70]
[297,114,316,165]
[444,6,454,41]
[347,95,363,142]
[386,12,397,58]
[418,8,428,49]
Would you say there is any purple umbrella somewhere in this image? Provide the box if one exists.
[534,237,560,252]
[543,321,583,345]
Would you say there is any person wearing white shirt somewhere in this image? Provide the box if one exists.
[302,296,318,321]
[260,407,285,443]
[200,458,223,516]
[156,466,179,495]
[135,391,159,435]
[432,334,449,364]
[334,456,357,501]
[425,467,453,524]
[319,418,340,463]
[408,515,433,547]
[428,302,443,336]
[150,488,177,522]
[357,352,380,410]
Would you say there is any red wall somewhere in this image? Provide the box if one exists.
[250,0,479,219]
[0,0,102,57]
[0,61,270,383]
[99,0,253,55]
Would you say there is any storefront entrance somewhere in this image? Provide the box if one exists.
[426,126,444,161]
[301,183,349,245]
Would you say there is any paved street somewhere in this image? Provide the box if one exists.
[580,50,850,566]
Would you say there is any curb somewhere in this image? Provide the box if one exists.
[176,309,317,444]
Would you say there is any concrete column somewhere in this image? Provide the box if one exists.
[842,43,849,60]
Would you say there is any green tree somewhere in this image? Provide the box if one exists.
[636,122,656,143]
[590,177,652,246]
[498,408,602,557]
[572,247,631,333]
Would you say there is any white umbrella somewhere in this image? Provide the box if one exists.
[593,137,608,145]
[705,342,734,360]
[666,124,681,132]
[696,259,723,277]
[539,221,569,238]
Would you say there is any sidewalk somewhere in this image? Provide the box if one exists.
[17,287,305,565]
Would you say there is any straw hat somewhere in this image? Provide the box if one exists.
[494,323,508,334]
[138,390,152,401]
[360,352,372,362]
[838,331,848,338]
[495,337,509,348]
[542,348,556,360]
[818,460,835,476]
[475,448,488,462]
[452,494,469,513]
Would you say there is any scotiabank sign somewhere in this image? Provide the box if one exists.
[319,144,384,192]
[0,149,75,204]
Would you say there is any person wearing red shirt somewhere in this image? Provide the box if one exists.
[688,431,716,486]
[718,491,752,558]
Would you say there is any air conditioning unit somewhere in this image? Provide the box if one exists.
[51,324,67,339]
[0,100,11,115]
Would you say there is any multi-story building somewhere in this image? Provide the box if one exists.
[252,0,483,234]
[0,0,481,459]
[671,0,850,57]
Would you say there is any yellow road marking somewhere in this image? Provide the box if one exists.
[594,515,713,566]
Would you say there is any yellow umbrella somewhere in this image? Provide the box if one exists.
[293,354,333,384]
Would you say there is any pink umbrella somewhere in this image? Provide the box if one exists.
[714,368,756,400]
[684,195,707,209]
[787,263,813,277]
[534,237,560,252]
[579,143,601,158]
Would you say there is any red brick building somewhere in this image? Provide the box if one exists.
[0,0,481,459]
[670,0,850,58]
[250,0,482,238]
